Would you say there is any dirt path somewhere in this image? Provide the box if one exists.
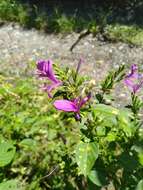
[1,23,143,105]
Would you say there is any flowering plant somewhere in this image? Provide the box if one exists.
[36,59,143,189]
[37,60,62,97]
[124,64,143,94]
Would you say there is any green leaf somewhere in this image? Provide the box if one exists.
[88,170,107,187]
[19,138,37,148]
[101,64,125,91]
[0,142,16,167]
[138,153,143,166]
[135,180,143,190]
[96,126,106,136]
[0,180,21,190]
[76,141,99,176]
[131,144,143,166]
[118,110,133,137]
[106,132,116,142]
[118,152,138,172]
[93,105,133,137]
[94,104,119,116]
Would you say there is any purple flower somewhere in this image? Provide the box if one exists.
[124,64,143,93]
[37,60,62,97]
[76,58,83,75]
[53,93,91,120]
[41,81,62,98]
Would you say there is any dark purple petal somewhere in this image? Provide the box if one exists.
[73,97,80,105]
[76,58,83,75]
[42,81,62,98]
[75,113,81,120]
[131,64,138,72]
[47,60,59,83]
[124,78,135,89]
[37,60,45,71]
[126,64,138,79]
[37,59,63,97]
[133,80,143,93]
[37,59,59,83]
[126,64,138,77]
[37,60,48,77]
[124,64,143,93]
[79,93,91,108]
[53,100,78,112]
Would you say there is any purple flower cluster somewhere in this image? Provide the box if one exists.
[54,93,91,120]
[37,59,90,120]
[37,59,143,120]
[124,64,143,94]
[37,60,62,98]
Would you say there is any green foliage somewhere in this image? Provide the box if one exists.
[35,13,48,31]
[1,0,143,47]
[0,142,16,167]
[0,179,22,190]
[47,10,75,33]
[1,62,143,189]
[101,65,125,92]
[0,0,19,21]
[136,180,143,190]
[105,24,143,46]
[0,0,93,33]
[131,94,143,115]
[88,170,107,187]
[0,75,80,189]
[76,141,98,176]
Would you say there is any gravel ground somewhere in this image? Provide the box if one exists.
[1,23,143,104]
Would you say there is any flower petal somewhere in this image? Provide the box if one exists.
[42,81,62,98]
[76,58,83,75]
[79,93,91,108]
[37,60,45,71]
[75,113,81,120]
[133,81,143,93]
[37,60,59,83]
[124,78,135,88]
[47,60,59,83]
[126,64,138,79]
[124,64,143,93]
[37,60,48,77]
[53,100,78,112]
